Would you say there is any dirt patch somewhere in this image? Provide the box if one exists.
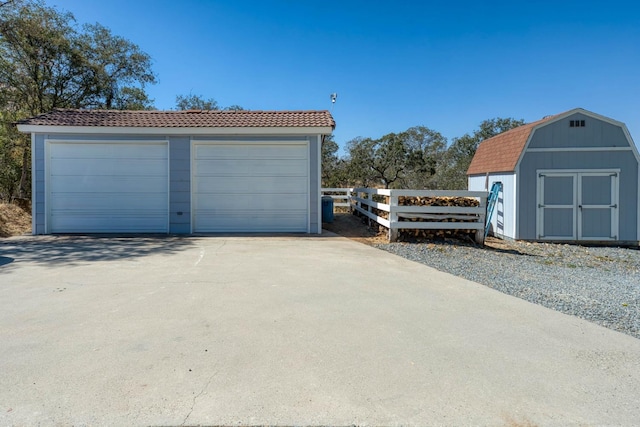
[322,212,388,245]
[324,211,512,250]
[0,203,32,237]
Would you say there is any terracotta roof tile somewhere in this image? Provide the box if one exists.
[467,114,561,175]
[17,109,336,129]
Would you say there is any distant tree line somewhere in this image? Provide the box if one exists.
[0,0,241,201]
[322,117,525,190]
[0,0,523,201]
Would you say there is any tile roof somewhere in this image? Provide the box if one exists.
[466,114,561,175]
[17,109,336,129]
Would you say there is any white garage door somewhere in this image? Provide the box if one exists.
[193,142,309,232]
[48,141,168,233]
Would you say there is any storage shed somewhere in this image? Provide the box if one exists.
[467,108,640,244]
[17,109,335,235]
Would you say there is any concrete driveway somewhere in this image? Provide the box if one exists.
[1,233,639,426]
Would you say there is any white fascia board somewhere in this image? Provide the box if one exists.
[621,124,640,163]
[16,124,334,135]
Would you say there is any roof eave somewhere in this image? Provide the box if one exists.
[16,124,335,135]
[467,169,516,176]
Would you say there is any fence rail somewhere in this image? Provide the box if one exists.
[349,188,489,244]
[320,187,353,208]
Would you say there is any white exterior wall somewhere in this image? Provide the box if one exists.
[468,173,517,239]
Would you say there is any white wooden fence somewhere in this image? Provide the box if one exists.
[320,187,353,208]
[349,188,489,244]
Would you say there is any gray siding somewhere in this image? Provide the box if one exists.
[34,134,45,234]
[528,113,631,149]
[33,132,323,235]
[518,151,638,241]
[308,135,320,234]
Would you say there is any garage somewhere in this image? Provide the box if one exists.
[47,141,169,233]
[192,141,308,232]
[17,109,334,235]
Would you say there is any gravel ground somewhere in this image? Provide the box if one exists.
[375,239,640,339]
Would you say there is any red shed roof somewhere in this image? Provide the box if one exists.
[466,114,562,175]
[17,109,335,129]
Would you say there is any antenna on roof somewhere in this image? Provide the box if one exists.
[330,93,337,111]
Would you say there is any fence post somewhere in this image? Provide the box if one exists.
[389,191,399,242]
[475,194,487,245]
[347,188,353,212]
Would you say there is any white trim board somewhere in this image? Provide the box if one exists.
[18,125,334,136]
[43,138,169,145]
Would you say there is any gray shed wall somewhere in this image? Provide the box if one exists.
[528,112,630,149]
[517,113,639,241]
[33,134,45,233]
[32,133,322,235]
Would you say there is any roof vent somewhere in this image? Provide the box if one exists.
[569,120,585,127]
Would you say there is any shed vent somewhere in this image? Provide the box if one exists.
[569,120,585,127]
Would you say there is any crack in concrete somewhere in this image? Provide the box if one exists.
[181,372,216,426]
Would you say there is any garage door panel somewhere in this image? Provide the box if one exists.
[51,176,167,193]
[50,212,168,233]
[195,176,306,194]
[195,211,308,233]
[51,143,167,159]
[51,159,167,176]
[195,159,306,176]
[196,194,307,211]
[51,193,167,210]
[193,142,309,233]
[48,142,168,233]
[195,144,307,159]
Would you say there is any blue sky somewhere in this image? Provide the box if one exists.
[50,0,640,152]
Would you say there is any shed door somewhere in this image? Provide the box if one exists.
[48,141,169,233]
[537,173,577,239]
[578,173,618,240]
[537,171,618,240]
[192,142,309,232]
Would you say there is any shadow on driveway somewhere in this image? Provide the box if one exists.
[0,235,196,267]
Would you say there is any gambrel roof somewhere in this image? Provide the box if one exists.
[467,108,640,175]
[466,113,561,175]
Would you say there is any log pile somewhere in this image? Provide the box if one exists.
[397,196,480,242]
[397,195,478,208]
[356,195,482,242]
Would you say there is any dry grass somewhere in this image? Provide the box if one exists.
[0,203,32,237]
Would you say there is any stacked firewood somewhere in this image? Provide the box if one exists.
[397,196,480,241]
[354,194,483,242]
[397,196,478,207]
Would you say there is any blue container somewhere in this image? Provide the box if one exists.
[321,196,334,223]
